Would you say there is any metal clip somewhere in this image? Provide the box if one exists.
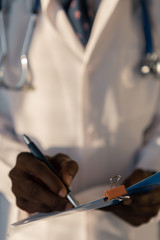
[140,53,160,76]
[110,175,121,188]
[104,175,130,201]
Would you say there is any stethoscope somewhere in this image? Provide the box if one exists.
[140,0,160,75]
[0,0,41,90]
[0,0,160,91]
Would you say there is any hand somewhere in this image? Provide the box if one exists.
[102,169,160,226]
[9,152,79,213]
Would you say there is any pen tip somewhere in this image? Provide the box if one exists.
[23,134,31,144]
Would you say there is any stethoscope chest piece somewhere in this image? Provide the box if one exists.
[141,53,160,76]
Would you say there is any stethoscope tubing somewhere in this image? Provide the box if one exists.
[0,0,41,90]
[33,0,41,14]
[140,0,153,54]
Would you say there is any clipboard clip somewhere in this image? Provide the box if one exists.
[104,175,130,201]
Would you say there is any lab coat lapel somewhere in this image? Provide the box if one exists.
[84,0,120,64]
[43,0,120,61]
[43,0,120,62]
[45,0,84,59]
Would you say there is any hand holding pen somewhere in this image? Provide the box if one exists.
[9,135,79,213]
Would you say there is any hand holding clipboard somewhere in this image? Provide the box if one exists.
[12,170,160,227]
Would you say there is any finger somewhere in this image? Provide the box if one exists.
[17,198,73,214]
[61,160,79,186]
[131,187,160,206]
[16,198,51,213]
[49,153,79,186]
[105,204,156,226]
[123,169,154,188]
[12,175,70,212]
[15,152,67,197]
[134,204,160,218]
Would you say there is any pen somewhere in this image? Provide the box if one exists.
[23,134,79,208]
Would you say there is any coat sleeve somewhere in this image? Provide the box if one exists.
[136,94,160,172]
[0,90,25,169]
[0,90,27,237]
[0,90,25,203]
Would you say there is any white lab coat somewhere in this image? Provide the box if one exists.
[1,0,160,239]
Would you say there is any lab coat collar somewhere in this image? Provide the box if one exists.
[44,0,84,60]
[41,0,120,61]
[84,0,120,64]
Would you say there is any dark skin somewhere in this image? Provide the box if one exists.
[103,169,160,226]
[9,153,160,226]
[9,152,79,213]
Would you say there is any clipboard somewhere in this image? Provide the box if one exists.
[12,171,160,227]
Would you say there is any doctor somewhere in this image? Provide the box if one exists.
[1,0,160,239]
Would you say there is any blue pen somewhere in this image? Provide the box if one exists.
[23,134,79,208]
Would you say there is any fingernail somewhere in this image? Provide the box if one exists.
[63,173,73,186]
[58,189,66,198]
[123,198,132,206]
[65,175,73,186]
[65,202,73,210]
